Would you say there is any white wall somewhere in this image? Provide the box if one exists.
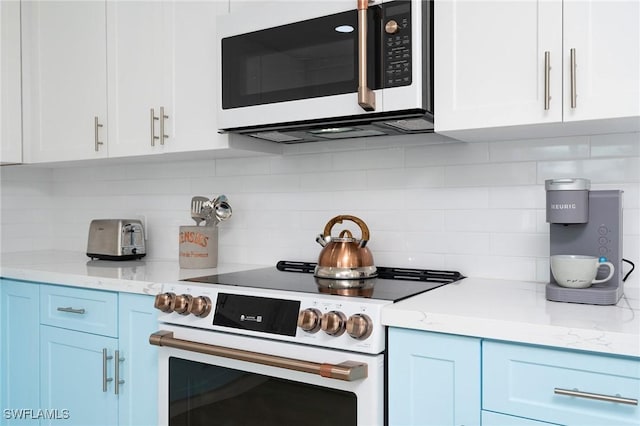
[1,132,639,286]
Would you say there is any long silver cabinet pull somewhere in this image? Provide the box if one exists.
[544,51,551,110]
[160,107,169,145]
[357,0,375,111]
[102,348,113,392]
[114,350,125,395]
[149,330,368,382]
[570,48,577,108]
[94,117,104,151]
[554,387,638,406]
[150,108,159,146]
[57,306,85,315]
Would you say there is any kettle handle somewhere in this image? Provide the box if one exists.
[323,215,370,242]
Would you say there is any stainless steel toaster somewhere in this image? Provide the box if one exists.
[87,219,146,260]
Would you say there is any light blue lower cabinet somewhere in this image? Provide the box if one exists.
[388,327,481,426]
[483,341,640,426]
[118,293,158,426]
[40,325,119,426]
[1,280,158,426]
[1,279,40,426]
[482,411,562,425]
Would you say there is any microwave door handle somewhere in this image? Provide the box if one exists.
[357,0,376,111]
[149,330,368,382]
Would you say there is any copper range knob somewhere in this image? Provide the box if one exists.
[189,296,212,317]
[153,292,176,313]
[346,313,373,340]
[173,294,193,315]
[321,311,347,336]
[297,308,322,333]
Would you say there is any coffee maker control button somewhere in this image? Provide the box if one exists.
[598,226,608,235]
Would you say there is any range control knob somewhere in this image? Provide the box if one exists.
[385,20,399,34]
[346,314,373,340]
[173,294,193,315]
[189,296,212,317]
[297,308,322,333]
[154,292,176,313]
[321,311,347,336]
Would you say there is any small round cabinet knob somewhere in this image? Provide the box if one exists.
[297,308,322,333]
[189,296,212,317]
[173,294,193,315]
[321,311,347,336]
[153,292,175,313]
[346,313,373,340]
[385,20,399,34]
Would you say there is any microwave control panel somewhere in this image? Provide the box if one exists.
[383,2,412,88]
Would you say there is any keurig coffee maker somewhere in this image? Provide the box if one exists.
[545,178,624,305]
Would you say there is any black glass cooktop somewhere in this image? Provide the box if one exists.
[183,262,465,302]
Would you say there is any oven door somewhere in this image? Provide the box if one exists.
[217,0,428,132]
[152,325,384,426]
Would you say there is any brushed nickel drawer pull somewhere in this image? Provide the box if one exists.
[94,116,104,151]
[102,348,113,392]
[160,106,169,145]
[149,330,368,382]
[57,306,86,315]
[554,387,638,406]
[150,108,159,146]
[570,48,577,109]
[544,51,551,110]
[114,350,125,395]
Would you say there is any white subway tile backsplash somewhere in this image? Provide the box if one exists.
[537,157,640,183]
[590,132,640,158]
[490,136,590,162]
[445,162,537,187]
[405,141,489,167]
[1,132,638,287]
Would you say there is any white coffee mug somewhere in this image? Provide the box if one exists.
[550,255,615,289]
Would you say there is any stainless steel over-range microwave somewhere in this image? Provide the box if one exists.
[217,0,433,143]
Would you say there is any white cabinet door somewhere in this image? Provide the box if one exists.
[563,0,640,122]
[106,1,174,158]
[22,1,108,162]
[435,0,562,132]
[171,0,229,152]
[1,0,22,165]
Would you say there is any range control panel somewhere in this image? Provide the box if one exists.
[383,1,412,88]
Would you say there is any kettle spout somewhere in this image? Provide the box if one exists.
[315,234,328,247]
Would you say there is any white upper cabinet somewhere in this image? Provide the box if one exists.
[22,1,109,162]
[1,0,23,165]
[435,0,640,141]
[563,1,640,123]
[106,1,174,158]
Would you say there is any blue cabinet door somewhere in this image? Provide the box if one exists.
[118,293,158,426]
[1,279,40,426]
[388,328,481,426]
[40,325,118,426]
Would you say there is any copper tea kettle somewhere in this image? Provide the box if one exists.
[314,215,377,280]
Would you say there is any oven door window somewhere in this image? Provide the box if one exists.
[169,357,357,426]
[221,8,381,109]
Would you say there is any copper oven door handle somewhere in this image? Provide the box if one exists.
[149,330,368,382]
[357,0,375,111]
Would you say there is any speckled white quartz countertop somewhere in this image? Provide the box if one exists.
[2,251,638,358]
[382,277,640,358]
[0,250,266,296]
